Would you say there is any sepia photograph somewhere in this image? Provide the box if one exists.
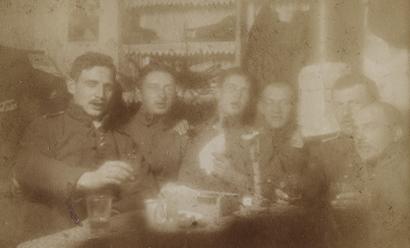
[0,0,409,247]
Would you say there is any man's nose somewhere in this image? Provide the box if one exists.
[157,88,167,99]
[342,106,350,115]
[353,127,364,141]
[238,90,246,99]
[342,106,354,119]
[94,85,104,98]
[270,103,281,114]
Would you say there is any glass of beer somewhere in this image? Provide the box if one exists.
[86,194,113,235]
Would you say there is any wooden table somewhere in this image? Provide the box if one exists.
[16,204,328,248]
[17,209,236,248]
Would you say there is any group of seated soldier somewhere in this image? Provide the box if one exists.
[13,52,409,247]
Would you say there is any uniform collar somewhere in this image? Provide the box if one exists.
[66,101,100,127]
[134,106,167,128]
[255,116,296,140]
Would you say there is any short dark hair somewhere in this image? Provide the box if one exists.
[217,67,253,87]
[332,73,379,101]
[70,52,116,81]
[138,63,176,87]
[261,82,297,101]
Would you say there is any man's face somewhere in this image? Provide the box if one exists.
[217,75,250,118]
[141,71,176,115]
[68,66,115,118]
[353,106,397,163]
[258,85,294,129]
[332,84,373,135]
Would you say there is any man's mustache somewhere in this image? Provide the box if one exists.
[89,99,106,105]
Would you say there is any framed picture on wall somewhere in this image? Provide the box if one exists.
[68,0,100,42]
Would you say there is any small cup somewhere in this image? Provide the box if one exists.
[144,199,167,226]
[86,194,113,234]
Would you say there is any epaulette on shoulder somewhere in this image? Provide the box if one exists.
[115,127,132,137]
[42,111,65,118]
[321,132,340,143]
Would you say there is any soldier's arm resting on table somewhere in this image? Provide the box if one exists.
[15,119,88,200]
[15,119,135,201]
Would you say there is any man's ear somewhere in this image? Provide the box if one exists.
[393,126,404,142]
[66,79,76,95]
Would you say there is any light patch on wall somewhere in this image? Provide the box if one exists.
[68,0,100,42]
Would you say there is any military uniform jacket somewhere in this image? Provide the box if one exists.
[366,145,410,247]
[14,102,149,236]
[123,108,188,190]
[310,134,367,201]
[256,124,312,202]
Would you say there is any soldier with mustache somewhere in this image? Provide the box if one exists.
[14,52,150,239]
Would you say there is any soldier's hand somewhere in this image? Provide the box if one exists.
[331,192,364,208]
[77,161,135,191]
[173,119,190,135]
[335,192,361,201]
[275,188,291,205]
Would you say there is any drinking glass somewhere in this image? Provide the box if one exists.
[86,194,113,234]
[144,199,167,226]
